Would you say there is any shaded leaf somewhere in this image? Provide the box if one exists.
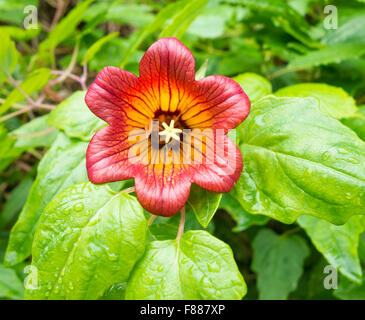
[252,228,309,299]
[298,215,365,283]
[48,91,105,141]
[186,184,222,228]
[5,133,88,267]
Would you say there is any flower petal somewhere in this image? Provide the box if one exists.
[192,134,243,193]
[139,37,196,113]
[181,75,250,131]
[86,125,138,184]
[85,66,151,127]
[134,157,193,217]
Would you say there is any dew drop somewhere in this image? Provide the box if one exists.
[73,202,84,212]
[207,261,221,272]
[65,226,72,234]
[345,193,353,200]
[321,151,331,161]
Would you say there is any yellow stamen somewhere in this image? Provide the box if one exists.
[159,120,182,143]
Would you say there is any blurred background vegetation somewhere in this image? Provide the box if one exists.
[1,0,365,300]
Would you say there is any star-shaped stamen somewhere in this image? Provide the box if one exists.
[159,120,182,143]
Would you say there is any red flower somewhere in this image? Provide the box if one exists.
[85,38,250,217]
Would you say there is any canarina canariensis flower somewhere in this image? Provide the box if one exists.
[85,37,250,216]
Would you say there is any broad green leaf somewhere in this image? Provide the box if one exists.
[238,0,318,47]
[126,230,246,300]
[275,83,358,119]
[100,282,127,300]
[252,229,309,300]
[0,265,24,300]
[39,0,94,52]
[322,14,365,44]
[0,25,40,41]
[148,210,214,241]
[0,68,52,115]
[148,222,179,241]
[0,178,33,229]
[186,184,222,228]
[0,0,37,25]
[5,133,88,267]
[186,4,234,39]
[334,275,365,300]
[82,32,119,65]
[159,0,209,39]
[359,232,365,263]
[219,194,269,232]
[298,215,365,283]
[47,91,105,141]
[233,72,272,103]
[0,124,22,172]
[341,106,365,141]
[105,4,154,28]
[25,182,147,300]
[120,0,189,67]
[195,59,208,81]
[188,15,225,39]
[288,43,365,69]
[0,30,18,79]
[233,96,365,225]
[10,115,58,148]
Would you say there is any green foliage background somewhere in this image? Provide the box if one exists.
[1,0,365,300]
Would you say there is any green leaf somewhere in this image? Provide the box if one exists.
[0,29,18,79]
[0,68,52,115]
[0,0,37,25]
[359,232,365,263]
[334,275,365,300]
[195,58,208,81]
[233,72,272,103]
[288,43,365,69]
[82,32,119,65]
[148,222,179,241]
[322,14,365,45]
[105,4,154,28]
[159,0,209,39]
[186,184,222,228]
[39,0,94,52]
[0,265,24,300]
[0,124,22,172]
[219,194,269,232]
[238,0,318,47]
[100,282,127,300]
[10,115,58,149]
[252,228,309,300]
[0,25,40,41]
[275,83,358,119]
[232,96,365,225]
[298,215,365,283]
[25,182,147,300]
[5,133,88,267]
[125,230,246,300]
[47,91,105,141]
[341,106,365,141]
[120,0,189,68]
[0,178,33,230]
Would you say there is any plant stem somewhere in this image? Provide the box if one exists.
[176,206,185,242]
[121,186,135,194]
[148,215,157,226]
[11,127,56,139]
